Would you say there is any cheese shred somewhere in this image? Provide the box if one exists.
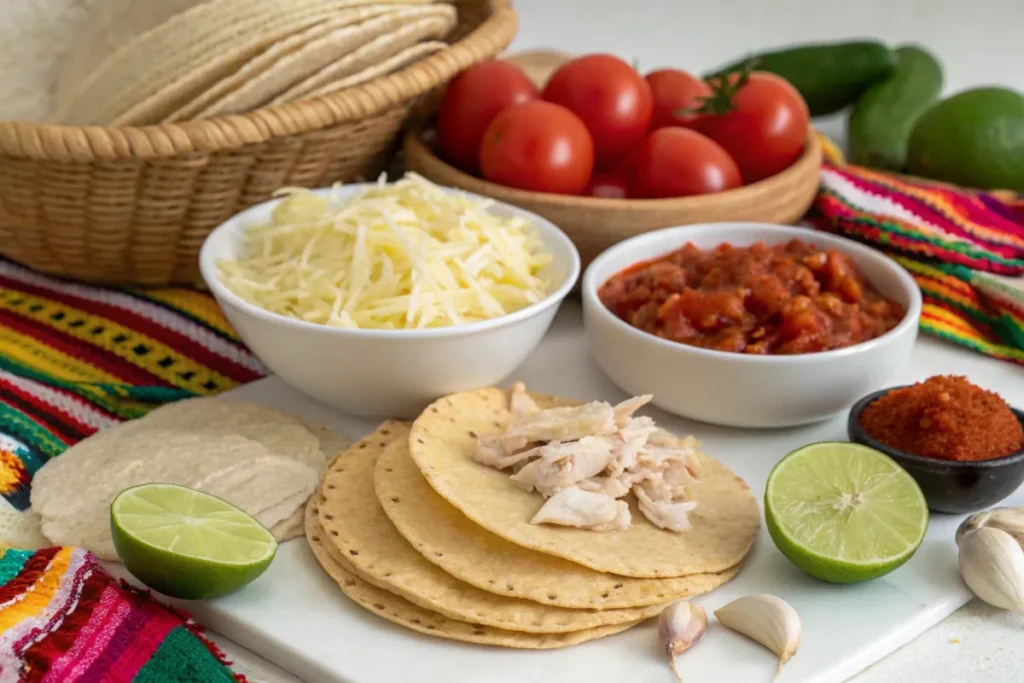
[217,174,554,330]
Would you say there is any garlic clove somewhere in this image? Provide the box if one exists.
[714,594,801,679]
[957,507,1024,549]
[958,526,1024,614]
[657,600,707,682]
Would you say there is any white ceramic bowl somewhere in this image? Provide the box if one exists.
[200,185,580,418]
[582,223,922,428]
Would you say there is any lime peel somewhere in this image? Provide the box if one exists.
[111,483,278,600]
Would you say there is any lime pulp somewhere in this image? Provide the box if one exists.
[110,483,278,600]
[764,442,929,584]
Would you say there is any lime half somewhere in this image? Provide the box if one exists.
[111,483,278,600]
[765,442,928,584]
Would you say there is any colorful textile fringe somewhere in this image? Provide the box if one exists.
[809,134,1024,366]
[0,546,248,682]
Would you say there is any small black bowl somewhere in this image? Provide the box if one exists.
[848,387,1024,514]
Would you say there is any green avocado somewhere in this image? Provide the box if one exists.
[906,87,1024,190]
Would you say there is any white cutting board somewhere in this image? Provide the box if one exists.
[122,300,1024,683]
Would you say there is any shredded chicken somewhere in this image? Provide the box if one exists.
[634,483,698,532]
[578,473,632,498]
[509,381,540,417]
[473,384,701,533]
[530,487,631,531]
[499,402,618,453]
[510,436,618,496]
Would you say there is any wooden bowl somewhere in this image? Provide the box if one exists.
[404,128,823,268]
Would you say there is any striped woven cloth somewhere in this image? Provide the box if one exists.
[0,546,247,682]
[810,135,1024,366]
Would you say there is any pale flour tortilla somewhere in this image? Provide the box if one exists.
[375,439,738,609]
[193,455,317,528]
[106,4,347,126]
[134,397,331,542]
[292,40,447,102]
[305,494,641,648]
[192,4,455,118]
[53,0,207,112]
[408,388,761,578]
[160,9,375,122]
[270,12,453,105]
[0,505,49,550]
[274,417,352,541]
[137,397,325,469]
[319,426,663,632]
[31,427,317,560]
[53,0,435,125]
[270,508,306,541]
[299,419,353,465]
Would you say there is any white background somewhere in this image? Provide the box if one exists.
[220,0,1024,680]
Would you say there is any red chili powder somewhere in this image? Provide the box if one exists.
[860,375,1024,462]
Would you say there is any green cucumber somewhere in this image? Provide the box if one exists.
[705,40,895,117]
[848,45,943,170]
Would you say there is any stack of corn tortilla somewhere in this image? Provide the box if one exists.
[48,0,457,126]
[307,386,760,648]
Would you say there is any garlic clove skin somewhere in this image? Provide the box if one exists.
[958,526,1024,614]
[714,594,801,679]
[657,600,707,682]
[957,507,1024,549]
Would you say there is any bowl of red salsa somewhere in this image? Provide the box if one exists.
[581,223,922,428]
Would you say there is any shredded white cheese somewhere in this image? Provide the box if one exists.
[217,174,554,330]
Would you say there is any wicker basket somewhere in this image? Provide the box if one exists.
[0,0,516,286]
[405,128,823,269]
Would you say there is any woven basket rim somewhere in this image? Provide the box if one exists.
[0,0,514,162]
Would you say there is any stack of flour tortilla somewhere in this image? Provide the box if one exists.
[30,397,350,561]
[306,386,760,648]
[48,0,457,126]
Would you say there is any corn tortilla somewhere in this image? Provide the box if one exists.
[408,388,760,578]
[320,426,663,631]
[300,40,447,100]
[163,7,394,121]
[64,0,426,125]
[270,12,453,105]
[375,438,738,609]
[194,5,455,118]
[53,0,205,114]
[305,494,640,648]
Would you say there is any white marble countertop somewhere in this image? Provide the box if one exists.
[217,1,1024,680]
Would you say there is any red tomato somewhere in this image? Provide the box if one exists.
[585,172,630,199]
[479,101,594,195]
[645,68,711,129]
[695,72,810,183]
[632,127,741,198]
[436,60,539,172]
[542,54,653,163]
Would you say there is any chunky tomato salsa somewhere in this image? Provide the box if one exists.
[598,239,905,355]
